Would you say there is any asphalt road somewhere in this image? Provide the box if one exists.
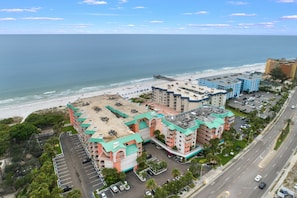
[192,88,297,198]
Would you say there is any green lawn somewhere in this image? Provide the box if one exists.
[62,125,77,134]
[274,123,290,150]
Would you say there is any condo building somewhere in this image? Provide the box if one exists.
[197,72,262,99]
[152,81,227,113]
[67,94,234,168]
[265,58,297,79]
[67,94,159,172]
[156,105,234,159]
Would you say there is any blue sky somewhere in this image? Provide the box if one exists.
[0,0,297,34]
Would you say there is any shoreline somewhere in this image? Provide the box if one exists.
[0,64,265,120]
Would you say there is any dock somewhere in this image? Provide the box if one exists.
[153,74,176,81]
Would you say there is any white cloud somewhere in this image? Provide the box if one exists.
[80,0,107,5]
[230,13,256,16]
[183,11,208,15]
[0,17,16,21]
[127,24,135,27]
[119,0,128,3]
[227,1,249,5]
[188,23,230,27]
[22,17,64,21]
[133,6,145,9]
[238,21,275,28]
[277,0,297,3]
[281,15,297,19]
[149,20,164,23]
[0,7,40,12]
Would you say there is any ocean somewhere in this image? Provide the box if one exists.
[1,34,297,108]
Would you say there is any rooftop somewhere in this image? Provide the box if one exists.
[152,81,226,101]
[163,105,233,134]
[69,94,152,142]
[198,71,262,85]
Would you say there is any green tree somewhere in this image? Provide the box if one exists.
[101,168,126,186]
[270,67,287,82]
[171,168,180,178]
[154,187,168,198]
[146,178,157,192]
[9,123,39,142]
[65,189,82,198]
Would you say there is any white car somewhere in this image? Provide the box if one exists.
[101,192,107,198]
[145,191,152,196]
[254,175,262,182]
[111,186,119,193]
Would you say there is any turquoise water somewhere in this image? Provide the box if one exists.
[1,34,297,107]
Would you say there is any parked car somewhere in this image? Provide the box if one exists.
[119,184,125,191]
[82,157,91,164]
[145,191,152,196]
[101,192,107,198]
[111,185,119,193]
[258,181,266,189]
[62,185,72,193]
[254,175,262,182]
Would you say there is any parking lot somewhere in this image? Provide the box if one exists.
[228,91,282,119]
[113,142,202,198]
[53,154,74,189]
[55,132,105,197]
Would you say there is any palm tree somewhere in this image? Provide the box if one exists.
[146,178,157,192]
[171,168,181,178]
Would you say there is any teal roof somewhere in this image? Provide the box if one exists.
[202,118,225,129]
[77,117,86,122]
[67,104,79,111]
[162,118,196,135]
[85,130,95,135]
[74,112,82,117]
[80,123,91,128]
[98,133,143,153]
[126,144,138,156]
[139,121,148,130]
[105,105,128,118]
[125,112,158,126]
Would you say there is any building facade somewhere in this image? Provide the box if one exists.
[68,94,159,172]
[265,58,297,79]
[197,72,262,99]
[156,105,234,159]
[152,81,227,113]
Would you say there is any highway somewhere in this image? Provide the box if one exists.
[192,88,297,198]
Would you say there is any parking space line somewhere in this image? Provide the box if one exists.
[89,175,99,179]
[61,181,73,186]
[55,159,65,162]
[57,165,68,170]
[87,172,97,176]
[83,165,93,169]
[60,177,72,183]
[59,173,70,178]
[58,169,70,175]
[92,183,102,188]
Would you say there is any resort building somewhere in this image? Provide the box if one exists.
[265,58,297,79]
[151,81,227,113]
[67,94,159,172]
[153,105,234,159]
[197,72,262,99]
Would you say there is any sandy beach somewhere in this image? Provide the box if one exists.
[0,64,265,121]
